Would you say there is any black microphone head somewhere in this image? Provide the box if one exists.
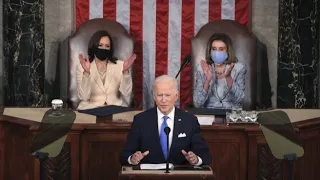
[164,127,171,135]
[182,56,191,67]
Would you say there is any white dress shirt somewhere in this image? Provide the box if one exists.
[128,107,202,165]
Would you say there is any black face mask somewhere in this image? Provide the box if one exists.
[94,48,112,61]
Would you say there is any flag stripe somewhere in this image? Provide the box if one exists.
[76,0,89,29]
[194,0,209,35]
[116,0,130,32]
[155,0,169,77]
[103,0,116,20]
[221,0,235,20]
[130,0,144,109]
[168,0,182,107]
[90,0,103,19]
[180,0,195,109]
[235,0,249,27]
[142,0,156,109]
[209,0,221,21]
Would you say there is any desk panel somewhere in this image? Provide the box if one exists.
[1,111,320,180]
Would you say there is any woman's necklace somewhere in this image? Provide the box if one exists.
[98,68,106,75]
[215,65,226,75]
[214,64,228,103]
[97,61,107,75]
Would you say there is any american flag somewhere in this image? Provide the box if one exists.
[75,0,250,110]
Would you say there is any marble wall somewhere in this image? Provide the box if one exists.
[0,0,3,106]
[44,0,74,104]
[3,0,45,107]
[251,0,279,108]
[277,0,319,108]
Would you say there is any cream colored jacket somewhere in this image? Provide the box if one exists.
[76,60,132,110]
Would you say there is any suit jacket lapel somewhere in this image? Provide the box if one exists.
[170,109,182,157]
[91,60,105,92]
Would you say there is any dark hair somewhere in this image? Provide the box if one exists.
[88,30,117,63]
[205,33,238,65]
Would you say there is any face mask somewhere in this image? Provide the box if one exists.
[210,51,228,65]
[94,48,112,61]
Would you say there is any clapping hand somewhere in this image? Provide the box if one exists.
[130,151,149,165]
[224,63,235,77]
[123,54,137,73]
[182,150,199,165]
[200,60,212,83]
[79,53,90,73]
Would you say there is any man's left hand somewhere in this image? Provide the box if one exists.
[182,150,199,165]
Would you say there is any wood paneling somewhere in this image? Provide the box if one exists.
[81,132,127,180]
[292,129,320,180]
[1,115,320,180]
[31,131,81,180]
[257,144,283,180]
[0,123,5,180]
[42,143,71,180]
[3,121,35,180]
[202,130,247,180]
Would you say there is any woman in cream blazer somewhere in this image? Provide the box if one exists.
[76,30,136,110]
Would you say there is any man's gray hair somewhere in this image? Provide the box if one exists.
[153,75,178,91]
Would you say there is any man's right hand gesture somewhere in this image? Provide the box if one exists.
[130,151,149,165]
[79,53,90,73]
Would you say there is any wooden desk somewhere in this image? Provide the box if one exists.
[1,108,320,180]
[119,166,215,180]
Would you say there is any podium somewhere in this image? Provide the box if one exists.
[119,166,215,180]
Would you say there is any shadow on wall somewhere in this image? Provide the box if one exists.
[254,34,273,110]
[253,30,278,107]
[59,37,72,109]
[0,75,3,106]
[44,41,61,107]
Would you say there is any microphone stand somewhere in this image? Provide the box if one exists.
[175,56,191,78]
[165,134,170,173]
[284,154,296,180]
[164,127,171,173]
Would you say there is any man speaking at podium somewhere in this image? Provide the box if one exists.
[120,75,211,166]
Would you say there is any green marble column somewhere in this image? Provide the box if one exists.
[277,0,320,108]
[3,0,45,107]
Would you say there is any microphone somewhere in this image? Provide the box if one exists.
[164,126,171,135]
[164,127,171,173]
[175,56,191,78]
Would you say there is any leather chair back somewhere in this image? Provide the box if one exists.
[68,18,134,109]
[191,20,257,110]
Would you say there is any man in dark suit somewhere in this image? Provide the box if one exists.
[120,75,212,166]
